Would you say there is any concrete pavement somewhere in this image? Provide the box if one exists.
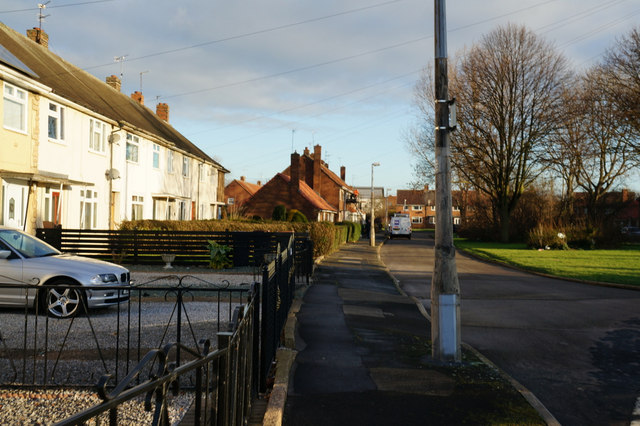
[273,237,548,426]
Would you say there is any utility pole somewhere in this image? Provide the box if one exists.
[432,0,461,362]
[370,162,380,246]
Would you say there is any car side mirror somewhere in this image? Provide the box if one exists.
[0,250,11,259]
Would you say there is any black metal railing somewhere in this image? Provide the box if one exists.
[0,234,300,424]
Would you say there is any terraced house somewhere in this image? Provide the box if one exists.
[0,24,228,233]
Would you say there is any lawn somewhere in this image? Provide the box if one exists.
[454,239,640,286]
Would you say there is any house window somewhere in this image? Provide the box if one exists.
[403,205,409,211]
[152,144,160,169]
[89,119,106,152]
[412,205,422,211]
[412,217,423,224]
[227,197,235,205]
[80,190,98,229]
[182,156,190,177]
[48,103,65,141]
[454,217,461,225]
[428,216,435,224]
[178,200,187,220]
[199,164,206,182]
[430,205,436,211]
[167,150,174,173]
[131,195,144,220]
[3,83,27,133]
[126,134,139,163]
[453,206,460,211]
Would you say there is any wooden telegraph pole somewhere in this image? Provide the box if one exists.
[432,0,461,362]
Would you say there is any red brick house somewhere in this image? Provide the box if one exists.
[243,152,338,221]
[224,176,261,207]
[395,186,462,229]
[282,145,359,222]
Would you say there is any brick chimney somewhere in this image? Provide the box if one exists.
[312,145,322,189]
[257,180,262,186]
[290,152,301,192]
[106,75,121,92]
[26,28,48,48]
[156,103,169,122]
[340,166,346,182]
[131,91,144,105]
[622,188,629,202]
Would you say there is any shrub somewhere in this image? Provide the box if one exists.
[526,223,568,250]
[272,205,287,221]
[206,240,233,269]
[287,209,308,223]
[309,222,335,258]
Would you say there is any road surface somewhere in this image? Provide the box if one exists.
[380,232,640,426]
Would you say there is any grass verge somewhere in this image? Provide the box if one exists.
[454,239,640,287]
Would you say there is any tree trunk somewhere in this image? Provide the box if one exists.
[499,206,511,243]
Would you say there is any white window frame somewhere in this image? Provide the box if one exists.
[80,190,98,229]
[167,150,175,173]
[412,205,422,211]
[403,205,409,211]
[126,133,140,163]
[199,164,206,182]
[182,156,190,178]
[131,195,144,220]
[48,102,65,142]
[412,216,423,224]
[152,144,161,169]
[453,206,460,211]
[3,83,27,133]
[453,217,461,225]
[89,119,106,153]
[428,216,435,225]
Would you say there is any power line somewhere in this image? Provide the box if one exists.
[0,0,114,14]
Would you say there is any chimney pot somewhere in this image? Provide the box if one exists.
[106,75,121,92]
[291,152,301,192]
[340,166,346,182]
[26,28,49,48]
[240,176,245,181]
[131,91,144,105]
[156,102,169,122]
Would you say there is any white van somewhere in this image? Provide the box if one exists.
[389,214,412,239]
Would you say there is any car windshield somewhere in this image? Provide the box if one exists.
[0,230,60,258]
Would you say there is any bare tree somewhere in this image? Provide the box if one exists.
[602,27,640,138]
[547,83,585,223]
[449,24,570,242]
[571,67,639,227]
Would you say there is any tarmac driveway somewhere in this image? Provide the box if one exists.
[380,232,640,426]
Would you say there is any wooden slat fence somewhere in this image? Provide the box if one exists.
[35,228,309,267]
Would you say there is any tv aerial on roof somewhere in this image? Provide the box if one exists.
[37,2,51,30]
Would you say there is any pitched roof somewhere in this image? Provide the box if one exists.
[230,178,261,196]
[301,151,353,192]
[277,173,337,212]
[0,23,228,172]
[397,189,427,205]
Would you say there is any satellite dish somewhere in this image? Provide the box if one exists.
[105,168,121,180]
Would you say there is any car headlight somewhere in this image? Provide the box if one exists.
[90,273,118,284]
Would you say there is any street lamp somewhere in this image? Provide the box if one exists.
[370,162,380,246]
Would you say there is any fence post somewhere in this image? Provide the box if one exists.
[217,332,233,426]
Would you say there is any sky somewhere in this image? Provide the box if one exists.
[1,0,639,195]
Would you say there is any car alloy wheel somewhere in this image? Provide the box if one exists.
[42,281,84,318]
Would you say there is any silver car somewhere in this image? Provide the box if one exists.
[0,227,130,318]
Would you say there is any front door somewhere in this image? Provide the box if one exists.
[2,182,26,229]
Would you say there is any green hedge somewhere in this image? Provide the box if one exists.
[119,219,353,259]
